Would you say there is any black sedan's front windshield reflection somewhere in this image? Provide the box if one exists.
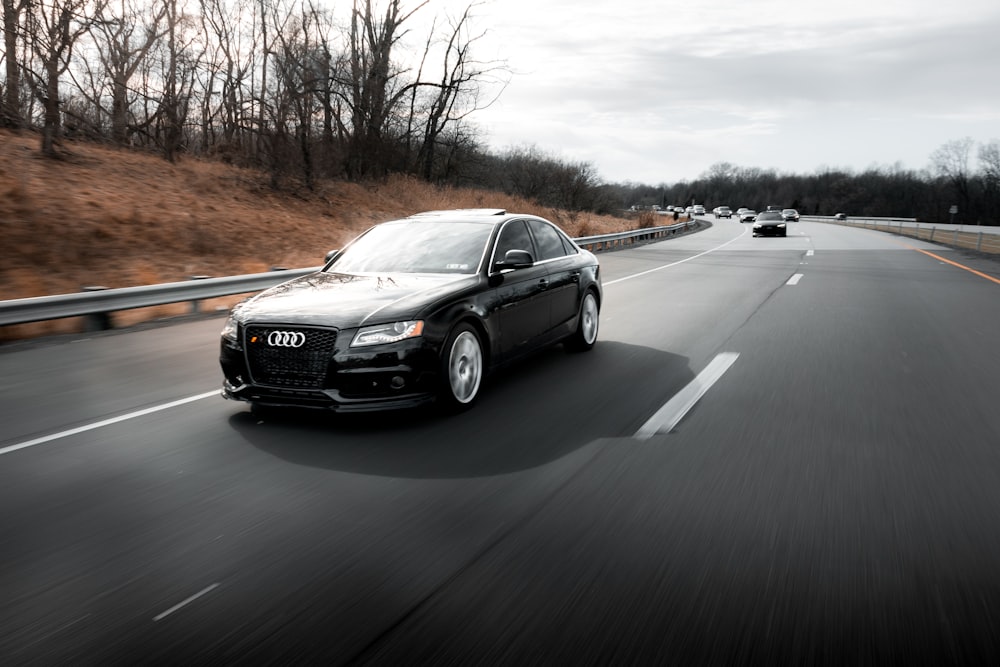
[329,221,494,274]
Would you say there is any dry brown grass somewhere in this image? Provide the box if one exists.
[0,130,636,340]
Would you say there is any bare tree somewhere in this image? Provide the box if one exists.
[2,0,29,127]
[930,137,974,212]
[979,140,1000,185]
[339,0,427,178]
[199,0,253,150]
[23,0,102,155]
[156,0,201,161]
[979,140,1000,223]
[413,3,506,180]
[86,0,168,145]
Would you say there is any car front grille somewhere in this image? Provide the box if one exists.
[244,325,338,389]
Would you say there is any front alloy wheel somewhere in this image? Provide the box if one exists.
[441,323,483,409]
[566,291,599,352]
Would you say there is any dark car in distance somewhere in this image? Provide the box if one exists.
[220,209,602,413]
[753,211,788,237]
[781,209,800,222]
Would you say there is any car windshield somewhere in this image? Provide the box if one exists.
[758,212,782,221]
[328,220,494,274]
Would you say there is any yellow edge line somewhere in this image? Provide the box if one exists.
[911,247,1000,285]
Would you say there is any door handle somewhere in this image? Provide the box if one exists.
[538,278,549,289]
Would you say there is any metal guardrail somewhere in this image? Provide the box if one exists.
[575,219,695,251]
[809,216,1000,254]
[0,221,699,329]
[0,268,318,328]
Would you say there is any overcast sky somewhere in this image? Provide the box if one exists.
[425,0,1000,184]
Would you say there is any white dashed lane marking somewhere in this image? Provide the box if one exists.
[635,352,740,439]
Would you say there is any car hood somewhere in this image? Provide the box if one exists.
[234,271,478,328]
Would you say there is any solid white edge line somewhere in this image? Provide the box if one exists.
[787,273,804,286]
[153,583,220,622]
[604,227,748,286]
[635,352,739,440]
[0,390,220,456]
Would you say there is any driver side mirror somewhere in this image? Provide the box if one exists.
[324,249,340,263]
[495,249,534,271]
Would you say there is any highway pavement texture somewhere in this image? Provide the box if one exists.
[2,219,1000,664]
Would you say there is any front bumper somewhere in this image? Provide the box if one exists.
[753,225,786,236]
[220,324,441,412]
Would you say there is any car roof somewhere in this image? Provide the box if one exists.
[409,208,508,218]
[401,209,558,226]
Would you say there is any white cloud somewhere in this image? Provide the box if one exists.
[423,0,1000,182]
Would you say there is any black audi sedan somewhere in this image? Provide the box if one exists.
[752,211,788,237]
[220,209,602,413]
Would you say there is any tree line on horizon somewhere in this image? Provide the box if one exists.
[2,0,997,224]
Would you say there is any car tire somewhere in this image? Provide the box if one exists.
[565,290,599,353]
[439,322,484,411]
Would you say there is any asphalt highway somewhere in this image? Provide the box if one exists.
[2,219,1000,664]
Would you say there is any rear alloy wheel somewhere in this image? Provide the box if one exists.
[440,323,484,409]
[565,291,599,352]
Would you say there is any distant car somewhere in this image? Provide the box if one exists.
[739,209,757,223]
[765,205,782,212]
[781,209,799,222]
[834,212,847,220]
[715,206,732,219]
[753,211,787,237]
[693,205,706,215]
[220,209,602,413]
[685,206,694,214]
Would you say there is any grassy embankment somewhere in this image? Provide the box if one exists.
[1,130,638,341]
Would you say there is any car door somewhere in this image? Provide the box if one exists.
[490,219,551,359]
[527,219,579,334]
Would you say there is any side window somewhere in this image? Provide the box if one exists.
[527,219,569,261]
[493,220,534,269]
[559,232,579,256]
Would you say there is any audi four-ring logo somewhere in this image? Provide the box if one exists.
[266,331,306,347]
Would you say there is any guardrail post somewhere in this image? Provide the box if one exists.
[978,232,983,251]
[930,226,936,241]
[81,286,111,331]
[188,275,211,313]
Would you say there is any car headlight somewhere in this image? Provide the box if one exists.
[351,320,424,347]
[777,223,786,227]
[221,313,239,342]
